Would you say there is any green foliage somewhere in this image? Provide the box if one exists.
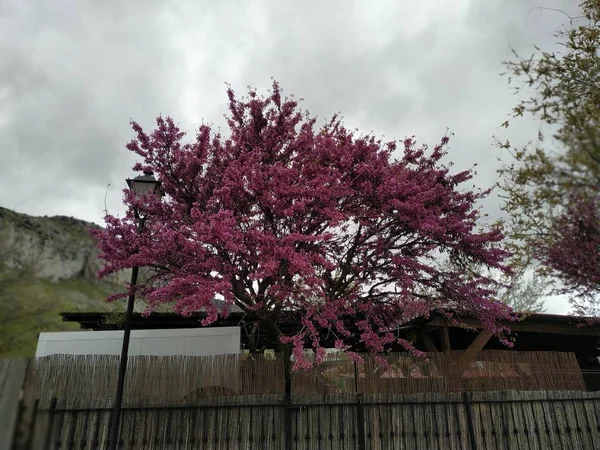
[432,257,546,313]
[500,273,546,313]
[497,1,600,303]
[0,269,123,358]
[0,206,127,357]
[0,272,72,357]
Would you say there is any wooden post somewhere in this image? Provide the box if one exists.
[0,359,29,450]
[283,343,293,450]
[462,391,478,450]
[284,394,292,450]
[356,394,367,450]
[466,330,493,352]
[440,326,451,352]
[43,398,58,450]
[24,399,39,450]
[452,330,494,389]
[353,361,367,449]
[421,332,439,352]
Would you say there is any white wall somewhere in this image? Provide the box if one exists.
[35,327,241,358]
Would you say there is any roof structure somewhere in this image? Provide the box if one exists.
[60,310,599,353]
[60,309,600,390]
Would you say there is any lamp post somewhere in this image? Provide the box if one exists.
[107,171,162,450]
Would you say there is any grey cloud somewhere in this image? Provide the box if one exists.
[0,0,582,223]
[226,0,578,215]
[0,0,183,220]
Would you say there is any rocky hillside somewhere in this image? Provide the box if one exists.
[0,207,129,357]
[0,207,130,283]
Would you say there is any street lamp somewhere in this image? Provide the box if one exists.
[107,171,162,450]
[125,171,164,198]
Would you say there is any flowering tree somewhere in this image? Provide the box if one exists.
[540,195,600,316]
[93,82,514,369]
[497,1,600,314]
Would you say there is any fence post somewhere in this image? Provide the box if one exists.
[353,361,367,450]
[284,393,292,450]
[43,398,58,450]
[24,398,39,450]
[462,392,478,450]
[356,394,367,450]
[10,368,34,450]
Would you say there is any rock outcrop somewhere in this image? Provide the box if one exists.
[0,207,129,284]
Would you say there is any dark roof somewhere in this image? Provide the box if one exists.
[60,310,599,335]
[60,310,599,357]
[61,310,249,331]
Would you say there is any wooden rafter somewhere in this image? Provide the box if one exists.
[428,316,600,336]
[440,326,451,352]
[466,330,493,352]
[421,332,439,352]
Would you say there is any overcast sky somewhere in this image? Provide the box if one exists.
[0,0,581,312]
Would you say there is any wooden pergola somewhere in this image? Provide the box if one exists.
[60,310,600,390]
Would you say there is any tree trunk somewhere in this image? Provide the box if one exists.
[276,342,293,395]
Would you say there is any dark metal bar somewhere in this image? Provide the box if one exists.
[126,407,137,448]
[153,401,161,447]
[315,399,323,450]
[10,375,29,450]
[43,398,58,450]
[259,395,266,447]
[42,394,600,414]
[24,398,39,450]
[79,407,90,450]
[284,394,292,450]
[50,399,67,450]
[248,402,255,447]
[164,405,174,445]
[53,405,66,450]
[235,403,242,448]
[221,403,230,446]
[201,402,208,445]
[91,406,102,449]
[189,398,199,445]
[462,392,478,450]
[66,410,77,449]
[356,394,367,450]
[107,264,139,450]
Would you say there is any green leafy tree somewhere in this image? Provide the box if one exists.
[497,1,600,314]
[501,272,546,313]
[432,257,546,313]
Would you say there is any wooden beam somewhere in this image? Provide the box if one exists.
[466,330,493,352]
[427,316,600,336]
[421,332,439,352]
[440,326,451,352]
[451,330,494,379]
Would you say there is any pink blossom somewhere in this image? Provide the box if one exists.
[92,81,514,369]
[539,194,600,318]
